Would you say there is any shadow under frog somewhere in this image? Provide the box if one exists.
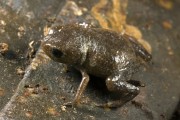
[41,24,152,108]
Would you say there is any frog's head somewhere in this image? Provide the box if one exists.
[41,25,84,65]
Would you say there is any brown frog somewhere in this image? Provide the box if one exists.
[41,24,152,107]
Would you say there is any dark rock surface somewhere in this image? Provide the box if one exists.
[0,0,179,119]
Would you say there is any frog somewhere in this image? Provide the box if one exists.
[41,24,152,108]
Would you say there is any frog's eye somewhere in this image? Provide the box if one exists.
[51,48,63,58]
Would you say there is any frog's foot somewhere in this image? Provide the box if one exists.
[63,101,73,107]
[63,100,80,107]
[94,102,113,108]
[104,74,140,108]
[127,80,145,87]
[95,94,138,108]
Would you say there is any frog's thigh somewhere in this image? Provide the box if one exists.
[104,73,140,107]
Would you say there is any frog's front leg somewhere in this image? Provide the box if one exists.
[73,69,90,105]
[64,69,89,107]
[98,72,140,108]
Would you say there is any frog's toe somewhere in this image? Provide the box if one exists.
[95,102,124,108]
[94,103,107,108]
[63,99,82,107]
[63,101,73,107]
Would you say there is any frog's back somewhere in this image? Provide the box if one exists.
[85,28,132,53]
[85,27,151,62]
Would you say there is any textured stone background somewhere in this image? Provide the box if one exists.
[0,0,179,119]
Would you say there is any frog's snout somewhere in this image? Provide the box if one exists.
[42,43,53,58]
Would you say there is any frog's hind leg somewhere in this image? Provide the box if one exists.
[97,73,140,108]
